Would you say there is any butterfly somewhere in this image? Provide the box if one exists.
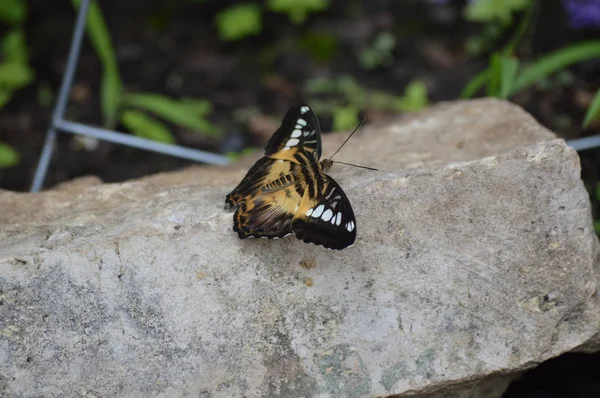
[225,104,358,250]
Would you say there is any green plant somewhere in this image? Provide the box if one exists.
[0,0,33,168]
[464,0,529,25]
[358,31,396,70]
[267,0,329,24]
[306,75,429,131]
[214,0,331,42]
[215,3,262,41]
[71,0,220,143]
[461,1,600,128]
[297,32,338,64]
[0,142,20,168]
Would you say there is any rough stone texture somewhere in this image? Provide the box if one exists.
[0,99,598,398]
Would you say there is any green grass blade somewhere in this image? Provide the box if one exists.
[499,55,519,98]
[512,40,600,94]
[583,87,600,128]
[487,53,502,97]
[122,92,221,137]
[71,0,122,128]
[460,69,490,98]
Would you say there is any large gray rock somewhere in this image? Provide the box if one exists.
[1,99,598,397]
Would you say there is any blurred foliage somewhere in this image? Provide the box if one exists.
[121,110,175,144]
[464,0,529,25]
[306,75,428,131]
[332,105,360,131]
[461,1,600,127]
[70,0,220,144]
[226,147,260,161]
[71,0,121,129]
[215,3,262,41]
[122,93,220,136]
[0,0,27,25]
[0,142,20,168]
[215,0,331,42]
[297,32,338,64]
[267,0,329,24]
[358,31,396,70]
[0,0,33,168]
[464,0,531,56]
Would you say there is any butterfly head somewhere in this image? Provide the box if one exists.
[320,158,333,172]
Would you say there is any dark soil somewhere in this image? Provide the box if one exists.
[0,0,599,396]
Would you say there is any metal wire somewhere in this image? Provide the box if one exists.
[566,136,600,152]
[30,0,229,192]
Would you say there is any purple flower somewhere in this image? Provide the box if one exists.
[562,0,600,29]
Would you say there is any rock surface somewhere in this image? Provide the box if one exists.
[0,99,598,398]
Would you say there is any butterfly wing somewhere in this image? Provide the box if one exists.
[227,157,299,239]
[292,175,356,250]
[265,104,322,162]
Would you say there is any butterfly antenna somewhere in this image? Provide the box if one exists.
[333,161,378,171]
[328,118,366,161]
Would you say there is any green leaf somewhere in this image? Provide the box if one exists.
[267,0,329,24]
[215,4,262,41]
[101,64,121,128]
[297,32,338,64]
[499,55,519,98]
[464,0,529,25]
[0,89,12,108]
[584,88,600,128]
[122,92,221,136]
[594,220,600,235]
[0,62,34,89]
[0,0,28,25]
[461,69,490,98]
[393,80,429,112]
[71,0,122,128]
[512,40,600,95]
[488,53,502,97]
[1,29,29,64]
[332,105,359,132]
[0,141,20,168]
[179,98,213,116]
[121,110,175,144]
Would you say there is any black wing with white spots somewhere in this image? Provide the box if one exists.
[265,104,322,161]
[292,175,356,250]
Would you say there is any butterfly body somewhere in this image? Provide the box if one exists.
[226,105,357,250]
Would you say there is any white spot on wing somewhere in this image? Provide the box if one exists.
[335,213,342,226]
[321,209,333,222]
[346,221,355,232]
[306,208,313,217]
[297,118,307,126]
[291,130,302,138]
[303,131,310,137]
[311,204,324,218]
[285,138,299,147]
[300,106,310,114]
